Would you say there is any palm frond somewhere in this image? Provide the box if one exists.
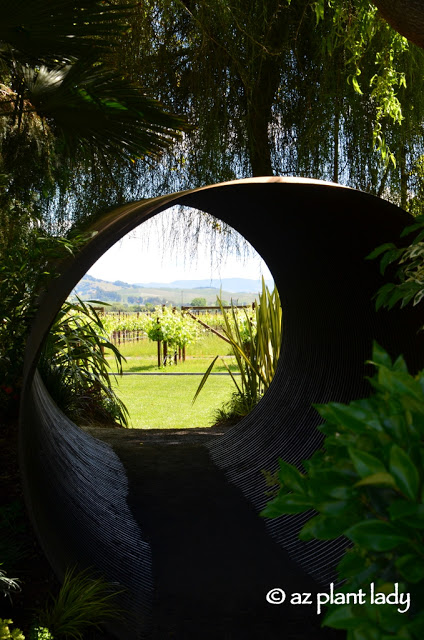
[0,0,135,65]
[21,59,187,161]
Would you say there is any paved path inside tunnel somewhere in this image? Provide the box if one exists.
[84,425,344,640]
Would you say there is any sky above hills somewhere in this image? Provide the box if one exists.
[88,209,273,285]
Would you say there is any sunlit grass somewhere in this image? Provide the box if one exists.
[106,333,238,428]
[111,373,235,429]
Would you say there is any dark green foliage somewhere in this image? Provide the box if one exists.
[28,627,53,640]
[110,0,424,208]
[193,281,282,419]
[0,501,30,570]
[212,390,259,424]
[0,0,187,234]
[0,619,25,640]
[368,215,424,316]
[39,298,129,427]
[261,343,424,638]
[0,231,90,417]
[34,566,123,640]
[0,0,134,64]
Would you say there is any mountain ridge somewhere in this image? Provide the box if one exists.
[72,274,274,306]
[132,277,273,292]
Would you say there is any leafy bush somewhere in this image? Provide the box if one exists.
[0,230,93,418]
[212,390,259,424]
[144,306,199,350]
[27,628,53,640]
[261,343,424,639]
[0,620,24,640]
[35,567,123,640]
[368,215,424,317]
[39,298,129,427]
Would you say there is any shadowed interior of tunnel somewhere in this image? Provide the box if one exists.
[19,179,424,640]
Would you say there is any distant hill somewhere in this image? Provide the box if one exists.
[134,277,274,293]
[71,274,274,307]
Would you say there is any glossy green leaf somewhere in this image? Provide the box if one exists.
[389,501,424,528]
[277,459,305,493]
[345,520,409,551]
[260,493,312,517]
[299,514,354,541]
[389,445,420,501]
[379,248,403,275]
[316,402,381,433]
[370,342,394,368]
[367,243,397,261]
[317,500,351,516]
[323,604,361,629]
[348,448,387,478]
[354,472,397,488]
[396,554,424,583]
[350,625,381,640]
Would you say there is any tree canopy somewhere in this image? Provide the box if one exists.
[3,0,424,234]
[112,0,424,211]
[0,0,187,237]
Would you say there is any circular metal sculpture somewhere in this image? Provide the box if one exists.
[20,178,424,638]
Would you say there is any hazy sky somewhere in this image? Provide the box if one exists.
[88,208,273,284]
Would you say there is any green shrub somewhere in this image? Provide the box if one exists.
[368,214,424,319]
[213,390,259,424]
[261,343,424,639]
[39,298,129,427]
[0,230,93,418]
[0,620,25,640]
[27,628,53,640]
[144,306,200,350]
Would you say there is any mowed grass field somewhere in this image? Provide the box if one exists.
[106,333,238,429]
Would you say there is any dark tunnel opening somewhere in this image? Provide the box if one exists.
[19,178,424,639]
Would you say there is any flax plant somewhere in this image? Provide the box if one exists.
[193,278,282,419]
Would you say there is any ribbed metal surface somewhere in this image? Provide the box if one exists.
[20,372,153,638]
[19,178,424,638]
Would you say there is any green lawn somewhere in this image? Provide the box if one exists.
[107,334,238,429]
[111,373,235,429]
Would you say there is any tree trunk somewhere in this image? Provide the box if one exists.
[245,57,282,177]
[372,0,424,50]
[246,104,274,177]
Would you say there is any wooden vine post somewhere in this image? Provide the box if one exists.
[156,317,162,368]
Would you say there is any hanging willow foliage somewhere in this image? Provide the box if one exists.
[105,0,424,208]
[4,1,424,244]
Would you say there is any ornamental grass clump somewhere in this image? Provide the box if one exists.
[193,278,282,420]
[39,297,129,427]
[35,567,123,640]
